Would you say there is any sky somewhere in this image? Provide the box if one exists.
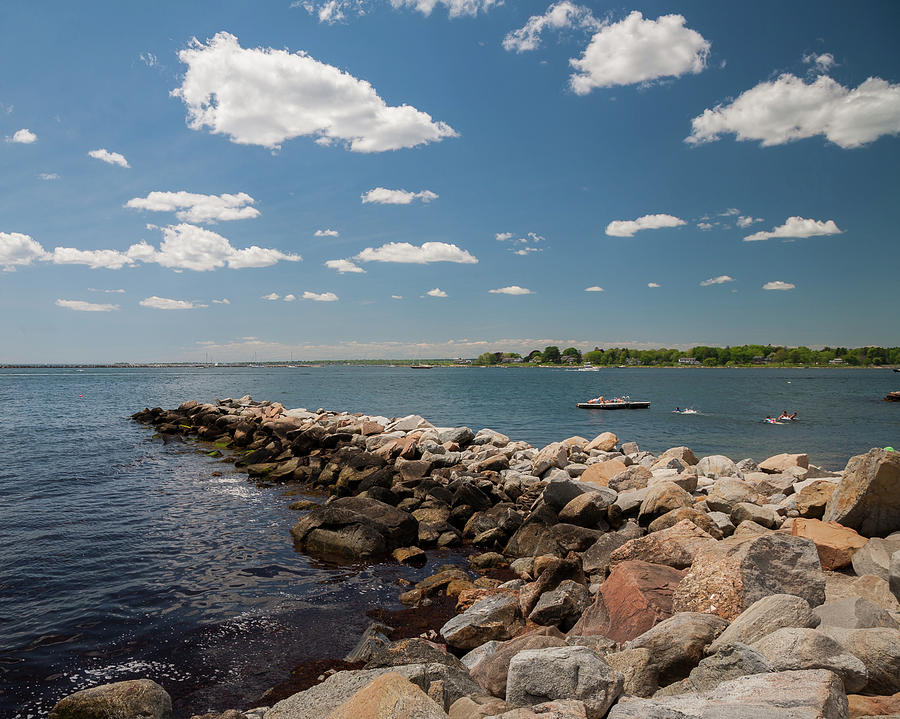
[1,0,899,362]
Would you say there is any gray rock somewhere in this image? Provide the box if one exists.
[735,458,759,473]
[819,626,900,694]
[461,640,502,671]
[344,622,392,663]
[751,627,868,693]
[705,479,756,514]
[823,448,900,537]
[681,642,774,693]
[603,648,659,698]
[49,679,172,719]
[730,502,779,529]
[851,537,900,581]
[542,480,589,512]
[813,597,899,629]
[470,629,567,699]
[608,465,653,492]
[705,511,735,537]
[582,524,643,578]
[709,594,820,653]
[696,456,741,480]
[506,646,624,719]
[557,491,615,529]
[606,669,849,719]
[892,549,900,602]
[529,580,591,629]
[439,426,475,446]
[533,443,570,478]
[440,593,522,650]
[638,482,694,521]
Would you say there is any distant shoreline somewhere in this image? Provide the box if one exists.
[0,362,897,370]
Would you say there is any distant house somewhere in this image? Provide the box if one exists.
[752,356,765,364]
[829,358,845,365]
[454,357,472,364]
[562,355,577,364]
[678,357,701,365]
[625,357,641,366]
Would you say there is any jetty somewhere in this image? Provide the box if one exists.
[52,395,900,718]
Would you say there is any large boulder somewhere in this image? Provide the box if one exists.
[518,558,585,617]
[49,679,172,719]
[675,642,774,694]
[820,626,900,694]
[850,536,900,581]
[673,533,826,620]
[557,492,614,529]
[795,480,839,519]
[608,465,652,493]
[654,446,699,468]
[705,478,757,514]
[606,669,849,719]
[529,580,591,629]
[569,561,685,643]
[708,594,821,653]
[825,572,900,612]
[505,646,624,719]
[533,443,569,476]
[440,593,523,650]
[823,448,900,537]
[585,432,618,452]
[602,649,659,698]
[892,550,900,602]
[322,672,448,719]
[759,453,809,474]
[581,523,643,579]
[696,456,741,480]
[470,628,566,698]
[608,520,717,571]
[579,460,627,489]
[542,481,589,512]
[791,519,868,570]
[638,482,694,521]
[647,507,724,539]
[751,628,868,693]
[813,598,899,630]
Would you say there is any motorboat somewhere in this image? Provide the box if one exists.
[577,397,650,410]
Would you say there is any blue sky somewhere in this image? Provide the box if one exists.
[1,0,898,362]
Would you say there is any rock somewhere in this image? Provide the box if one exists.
[847,693,900,719]
[484,700,589,719]
[654,447,699,468]
[892,550,900,602]
[440,593,522,650]
[760,453,809,474]
[796,480,839,519]
[608,520,717,571]
[709,594,820,653]
[558,492,613,529]
[585,432,618,452]
[470,628,567,698]
[389,414,433,432]
[825,572,900,612]
[448,695,509,719]
[851,537,900,581]
[365,638,467,672]
[730,502,779,529]
[439,427,475,446]
[529,580,591,629]
[673,533,826,621]
[606,669,849,719]
[823,448,900,537]
[696,455,741,480]
[581,525,642,579]
[791,519,868,570]
[518,558,586,617]
[504,506,564,558]
[751,627,868,693]
[569,561,685,643]
[679,642,774,694]
[705,479,757,514]
[647,507,724,539]
[49,679,172,719]
[393,546,427,565]
[749,472,797,497]
[603,648,659,698]
[533,443,569,477]
[624,612,727,685]
[579,460,627,489]
[608,465,653,492]
[345,622,393,663]
[705,511,736,537]
[505,646,624,719]
[813,598,899,630]
[638,482,694,521]
[461,641,502,673]
[820,626,900,694]
[323,672,448,719]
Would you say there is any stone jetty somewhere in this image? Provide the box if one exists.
[51,396,900,719]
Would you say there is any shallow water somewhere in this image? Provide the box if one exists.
[0,366,896,715]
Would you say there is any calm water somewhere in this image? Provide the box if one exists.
[0,366,896,716]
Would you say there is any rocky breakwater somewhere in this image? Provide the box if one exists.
[51,396,900,718]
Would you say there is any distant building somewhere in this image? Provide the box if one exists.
[626,357,641,365]
[829,358,845,365]
[752,356,765,364]
[454,357,472,364]
[678,357,701,365]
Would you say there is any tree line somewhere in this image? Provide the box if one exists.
[475,345,900,367]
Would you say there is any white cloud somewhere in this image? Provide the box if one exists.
[700,275,734,286]
[140,296,205,310]
[361,188,438,205]
[744,216,842,242]
[356,241,477,264]
[718,208,740,216]
[648,282,661,288]
[737,215,763,228]
[762,280,796,291]
[495,232,514,242]
[126,224,302,271]
[513,247,542,255]
[503,1,602,53]
[605,213,686,237]
[315,228,340,237]
[570,12,710,93]
[39,172,59,181]
[55,299,119,312]
[425,287,448,297]
[262,292,281,300]
[697,222,714,231]
[88,148,130,168]
[391,295,403,300]
[212,298,231,304]
[325,258,366,274]
[89,288,126,294]
[283,293,297,302]
[585,286,604,292]
[48,247,134,270]
[303,291,339,302]
[140,52,159,67]
[172,32,457,152]
[389,0,501,18]
[6,128,37,144]
[0,232,46,270]
[489,285,533,295]
[803,52,836,72]
[125,191,259,223]
[687,74,900,149]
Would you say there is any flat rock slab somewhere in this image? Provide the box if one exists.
[440,592,522,650]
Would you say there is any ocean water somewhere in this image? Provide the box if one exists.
[0,366,896,715]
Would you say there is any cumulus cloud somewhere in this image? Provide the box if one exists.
[6,128,37,144]
[48,247,134,270]
[125,191,259,223]
[489,285,533,295]
[605,213,686,237]
[0,232,46,270]
[172,32,457,152]
[390,0,501,18]
[55,299,119,312]
[262,292,281,300]
[803,52,836,72]
[570,12,709,93]
[88,148,130,167]
[356,241,477,264]
[737,215,763,228]
[697,222,714,231]
[126,224,302,270]
[361,188,438,205]
[495,232,514,242]
[283,293,297,302]
[325,258,366,273]
[39,172,59,181]
[762,280,796,291]
[700,275,734,286]
[513,247,542,255]
[425,287,448,297]
[744,216,842,242]
[140,296,206,310]
[687,74,900,148]
[315,228,340,237]
[585,286,604,292]
[648,282,661,288]
[503,1,602,53]
[303,291,339,302]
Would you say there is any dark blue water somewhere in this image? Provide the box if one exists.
[0,367,896,716]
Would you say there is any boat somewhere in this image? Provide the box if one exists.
[673,408,700,414]
[574,362,599,372]
[577,398,650,410]
[410,364,434,369]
